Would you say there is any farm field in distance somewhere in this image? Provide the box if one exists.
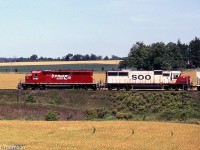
[0,121,199,150]
[0,64,119,72]
[0,60,121,66]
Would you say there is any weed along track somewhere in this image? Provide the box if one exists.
[0,89,199,122]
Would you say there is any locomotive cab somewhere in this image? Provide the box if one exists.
[170,71,181,83]
[25,71,42,83]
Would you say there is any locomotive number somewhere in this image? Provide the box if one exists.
[132,75,151,80]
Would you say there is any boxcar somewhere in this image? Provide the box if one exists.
[182,70,200,91]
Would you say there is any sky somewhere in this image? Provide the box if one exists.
[0,0,200,58]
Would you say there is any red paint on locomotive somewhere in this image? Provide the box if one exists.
[175,76,191,85]
[25,70,93,84]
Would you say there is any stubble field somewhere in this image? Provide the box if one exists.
[0,60,121,66]
[0,121,199,150]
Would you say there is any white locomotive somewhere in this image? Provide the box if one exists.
[105,70,191,90]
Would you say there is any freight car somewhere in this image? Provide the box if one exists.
[181,70,200,91]
[197,71,200,91]
[105,70,192,90]
[18,70,98,90]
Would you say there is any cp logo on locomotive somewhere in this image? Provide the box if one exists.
[51,74,72,80]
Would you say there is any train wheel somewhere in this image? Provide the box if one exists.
[125,88,129,91]
[183,85,188,91]
[23,86,27,90]
[39,85,46,90]
[92,86,97,91]
[175,86,179,91]
[197,87,200,91]
[164,86,170,90]
[84,86,88,90]
[125,87,131,91]
[31,86,36,90]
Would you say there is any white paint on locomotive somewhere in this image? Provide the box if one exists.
[106,70,181,84]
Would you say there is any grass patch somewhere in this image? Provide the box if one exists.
[0,64,118,72]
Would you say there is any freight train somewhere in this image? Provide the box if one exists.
[18,69,200,91]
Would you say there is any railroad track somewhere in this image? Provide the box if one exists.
[0,88,199,93]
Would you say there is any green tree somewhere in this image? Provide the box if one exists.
[29,54,38,61]
[177,39,189,68]
[119,58,128,69]
[127,42,151,70]
[189,37,200,68]
[103,56,109,60]
[167,42,185,69]
[150,42,170,70]
[119,37,199,70]
[64,53,73,61]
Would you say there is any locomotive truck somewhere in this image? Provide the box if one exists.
[18,69,196,91]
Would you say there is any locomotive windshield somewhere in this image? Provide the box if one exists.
[154,70,162,75]
[108,72,118,76]
[107,72,128,76]
[173,74,179,79]
[119,72,128,76]
[33,74,38,78]
[163,73,170,76]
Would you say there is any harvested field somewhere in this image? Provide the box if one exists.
[0,121,199,150]
[93,72,105,83]
[0,73,25,89]
[0,60,121,66]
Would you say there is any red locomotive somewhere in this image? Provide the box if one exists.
[19,70,97,90]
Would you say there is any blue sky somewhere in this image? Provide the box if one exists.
[0,0,200,58]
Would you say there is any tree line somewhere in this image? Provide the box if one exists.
[0,54,122,62]
[119,37,200,70]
